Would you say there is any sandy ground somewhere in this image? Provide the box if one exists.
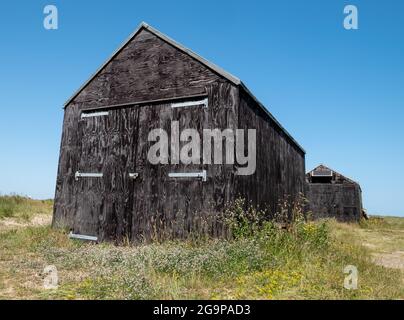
[0,214,52,231]
[373,251,404,270]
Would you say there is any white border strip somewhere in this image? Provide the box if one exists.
[171,98,208,109]
[81,111,109,119]
[168,170,207,182]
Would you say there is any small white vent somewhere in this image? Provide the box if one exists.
[171,98,208,109]
[311,169,333,177]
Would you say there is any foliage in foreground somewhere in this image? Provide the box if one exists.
[0,200,402,300]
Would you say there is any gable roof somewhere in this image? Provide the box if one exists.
[308,164,359,185]
[64,22,305,154]
[64,22,240,106]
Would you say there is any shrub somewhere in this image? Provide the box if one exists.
[222,198,266,239]
[0,196,19,218]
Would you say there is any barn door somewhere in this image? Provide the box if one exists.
[169,99,208,236]
[73,111,109,238]
[73,92,232,241]
[130,99,208,241]
[74,107,140,241]
[97,107,140,242]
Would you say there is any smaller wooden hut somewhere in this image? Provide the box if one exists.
[305,165,363,222]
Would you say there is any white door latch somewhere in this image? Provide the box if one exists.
[168,170,207,182]
[75,171,103,181]
[129,173,139,180]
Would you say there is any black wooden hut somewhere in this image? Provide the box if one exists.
[305,165,363,221]
[53,22,305,242]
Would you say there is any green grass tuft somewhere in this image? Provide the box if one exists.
[0,195,53,221]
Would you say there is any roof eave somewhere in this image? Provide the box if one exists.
[240,82,306,154]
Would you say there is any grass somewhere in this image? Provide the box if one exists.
[334,215,404,270]
[0,196,402,300]
[0,195,53,221]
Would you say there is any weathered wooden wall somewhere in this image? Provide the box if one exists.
[235,90,306,216]
[61,86,236,241]
[53,28,240,241]
[72,29,221,109]
[305,183,362,222]
[53,26,306,242]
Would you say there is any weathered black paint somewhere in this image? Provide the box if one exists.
[305,165,363,222]
[53,24,306,241]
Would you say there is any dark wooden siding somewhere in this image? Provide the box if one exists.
[305,183,362,222]
[71,29,221,109]
[235,90,306,216]
[54,27,306,241]
[54,82,239,242]
[54,28,231,241]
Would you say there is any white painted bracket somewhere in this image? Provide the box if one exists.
[171,98,208,109]
[75,171,103,181]
[81,111,109,119]
[168,170,207,182]
[68,231,98,242]
[129,172,139,180]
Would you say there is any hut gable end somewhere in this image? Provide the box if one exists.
[68,27,225,110]
[307,164,359,185]
[305,164,363,222]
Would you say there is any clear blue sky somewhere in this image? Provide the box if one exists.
[0,1,403,216]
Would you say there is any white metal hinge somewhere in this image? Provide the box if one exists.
[68,231,98,242]
[171,98,208,109]
[75,171,103,181]
[81,111,109,119]
[168,170,207,182]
